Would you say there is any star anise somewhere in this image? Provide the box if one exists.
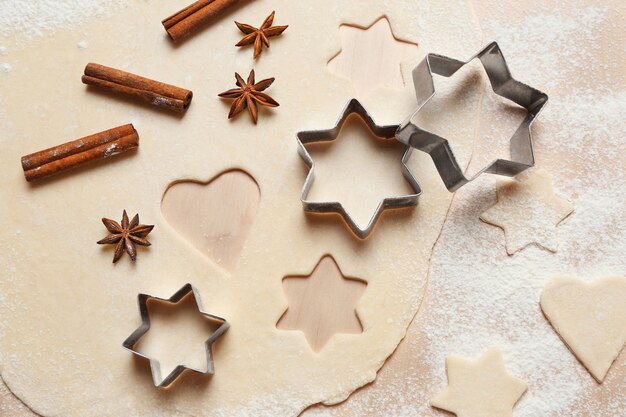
[97,210,154,263]
[235,11,288,59]
[218,69,279,124]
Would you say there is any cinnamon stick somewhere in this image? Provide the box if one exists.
[82,64,193,113]
[21,124,139,182]
[162,0,246,42]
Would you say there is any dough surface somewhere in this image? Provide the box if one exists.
[0,1,481,416]
[480,168,574,254]
[431,348,528,417]
[540,276,626,383]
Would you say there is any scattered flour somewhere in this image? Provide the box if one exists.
[0,0,126,41]
[77,40,89,50]
[0,63,10,73]
[483,4,610,91]
[309,2,624,416]
[412,176,624,417]
[410,4,625,416]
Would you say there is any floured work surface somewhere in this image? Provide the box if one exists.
[310,0,626,416]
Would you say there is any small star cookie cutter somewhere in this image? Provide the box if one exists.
[396,41,548,192]
[122,283,229,388]
[297,98,422,239]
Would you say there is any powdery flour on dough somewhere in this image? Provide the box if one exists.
[0,0,127,42]
[0,1,481,416]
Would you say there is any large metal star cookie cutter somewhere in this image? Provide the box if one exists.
[297,98,422,239]
[396,41,548,192]
[122,283,229,388]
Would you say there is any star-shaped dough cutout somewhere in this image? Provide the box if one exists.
[431,348,528,417]
[480,168,574,254]
[327,17,418,96]
[123,284,229,388]
[276,255,367,352]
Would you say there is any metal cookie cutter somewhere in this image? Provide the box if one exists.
[123,283,229,388]
[297,98,422,239]
[396,41,548,192]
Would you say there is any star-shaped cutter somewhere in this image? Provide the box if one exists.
[396,41,548,192]
[122,283,229,388]
[297,98,422,239]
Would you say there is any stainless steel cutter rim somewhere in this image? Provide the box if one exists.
[297,98,422,240]
[395,41,548,192]
[122,283,229,388]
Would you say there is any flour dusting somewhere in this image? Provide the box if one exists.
[0,0,126,41]
[308,1,624,416]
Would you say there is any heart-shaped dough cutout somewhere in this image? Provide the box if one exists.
[161,169,260,273]
[540,276,626,382]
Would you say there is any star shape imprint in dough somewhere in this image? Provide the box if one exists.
[327,17,418,96]
[431,348,528,417]
[276,255,367,352]
[480,168,574,254]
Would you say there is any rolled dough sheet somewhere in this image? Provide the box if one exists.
[0,1,481,416]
